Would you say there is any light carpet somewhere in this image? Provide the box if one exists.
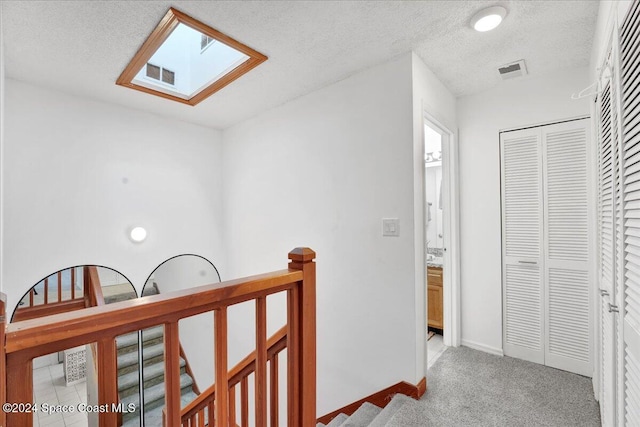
[387,346,601,426]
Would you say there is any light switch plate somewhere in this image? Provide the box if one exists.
[383,218,400,237]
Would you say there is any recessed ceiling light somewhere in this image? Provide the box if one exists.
[130,227,148,243]
[470,6,507,32]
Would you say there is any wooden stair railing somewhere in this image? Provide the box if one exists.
[83,266,122,425]
[85,265,105,308]
[4,248,316,427]
[13,267,87,322]
[174,326,288,426]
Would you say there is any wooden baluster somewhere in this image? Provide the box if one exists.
[86,266,104,307]
[215,307,229,426]
[0,293,6,427]
[97,337,118,425]
[241,376,249,427]
[83,267,90,306]
[44,278,48,305]
[270,354,279,427]
[230,385,237,426]
[165,321,181,426]
[286,285,300,427]
[57,271,62,302]
[29,289,34,307]
[71,267,76,300]
[207,399,215,427]
[6,353,33,426]
[197,408,204,426]
[288,248,316,426]
[256,297,268,427]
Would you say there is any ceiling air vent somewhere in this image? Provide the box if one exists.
[498,60,528,80]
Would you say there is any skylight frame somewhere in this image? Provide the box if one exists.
[116,7,267,106]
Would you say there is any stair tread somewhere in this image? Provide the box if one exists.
[368,394,413,427]
[103,283,138,305]
[339,402,381,427]
[118,342,165,369]
[121,390,198,427]
[118,357,186,391]
[104,292,137,304]
[384,396,424,427]
[326,413,349,427]
[142,284,160,297]
[116,326,164,350]
[121,372,193,407]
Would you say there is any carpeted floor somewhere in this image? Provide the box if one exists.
[391,346,601,426]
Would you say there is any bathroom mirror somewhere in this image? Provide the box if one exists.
[139,254,221,425]
[426,163,444,256]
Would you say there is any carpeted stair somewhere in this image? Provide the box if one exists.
[317,394,422,427]
[103,283,198,426]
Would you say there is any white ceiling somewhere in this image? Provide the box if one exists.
[1,1,599,130]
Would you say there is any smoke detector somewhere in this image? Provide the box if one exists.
[498,60,528,80]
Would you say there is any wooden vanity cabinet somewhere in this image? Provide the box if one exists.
[427,266,443,329]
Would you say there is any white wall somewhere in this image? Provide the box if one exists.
[457,67,591,354]
[151,255,221,390]
[3,79,226,317]
[222,53,418,415]
[0,2,5,294]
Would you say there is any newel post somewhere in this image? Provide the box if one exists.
[288,248,316,426]
[0,293,6,427]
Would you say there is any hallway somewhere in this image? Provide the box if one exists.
[414,346,600,426]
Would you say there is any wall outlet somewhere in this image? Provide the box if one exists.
[383,218,400,237]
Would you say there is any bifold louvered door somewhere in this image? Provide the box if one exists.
[501,129,544,364]
[501,119,591,376]
[542,120,592,376]
[597,74,618,426]
[620,1,640,424]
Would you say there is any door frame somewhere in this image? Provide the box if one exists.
[423,112,461,348]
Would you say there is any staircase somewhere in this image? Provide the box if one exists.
[104,283,199,426]
[2,249,317,426]
[317,394,423,427]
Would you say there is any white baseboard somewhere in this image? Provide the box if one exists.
[461,339,504,356]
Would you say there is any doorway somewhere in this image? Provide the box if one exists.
[423,115,460,370]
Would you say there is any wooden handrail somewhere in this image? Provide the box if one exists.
[16,266,85,313]
[6,269,301,356]
[178,326,288,423]
[12,299,86,322]
[229,325,288,387]
[5,248,316,426]
[13,266,97,322]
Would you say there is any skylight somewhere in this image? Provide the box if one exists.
[117,8,267,106]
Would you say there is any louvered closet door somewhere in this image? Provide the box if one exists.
[598,77,618,426]
[501,128,544,364]
[542,120,592,376]
[621,1,640,423]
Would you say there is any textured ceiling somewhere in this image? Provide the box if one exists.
[1,1,599,129]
